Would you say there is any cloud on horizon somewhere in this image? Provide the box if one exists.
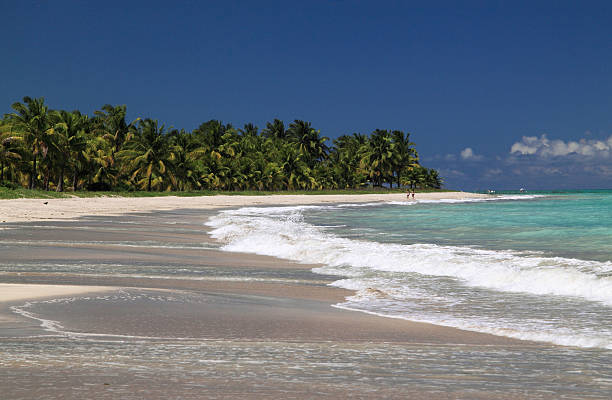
[510,134,612,159]
[460,147,484,161]
[427,133,612,190]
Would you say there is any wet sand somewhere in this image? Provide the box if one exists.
[0,203,519,345]
[2,194,596,399]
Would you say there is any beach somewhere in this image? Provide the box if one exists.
[1,192,609,399]
[0,191,506,345]
[0,191,481,223]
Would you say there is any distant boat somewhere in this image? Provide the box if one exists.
[519,188,526,193]
[487,189,496,194]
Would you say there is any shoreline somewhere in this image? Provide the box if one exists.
[0,191,531,346]
[8,193,606,399]
[0,191,486,223]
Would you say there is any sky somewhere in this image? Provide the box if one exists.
[2,0,612,190]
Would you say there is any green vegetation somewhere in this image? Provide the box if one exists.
[1,97,443,194]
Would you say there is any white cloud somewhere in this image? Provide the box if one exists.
[460,147,483,160]
[510,134,612,158]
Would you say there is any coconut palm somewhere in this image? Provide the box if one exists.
[47,110,89,191]
[168,129,202,191]
[332,133,368,188]
[118,119,175,191]
[83,135,118,190]
[221,160,247,190]
[199,157,227,190]
[0,123,22,182]
[361,129,395,187]
[6,97,51,189]
[260,162,284,190]
[276,143,314,190]
[287,120,329,167]
[193,120,232,150]
[261,118,286,140]
[93,104,139,154]
[313,162,337,189]
[240,123,258,137]
[426,168,443,189]
[402,165,429,189]
[391,130,418,188]
[2,96,445,192]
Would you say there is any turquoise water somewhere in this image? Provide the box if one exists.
[208,191,612,349]
[3,202,611,398]
[308,192,612,262]
[1,198,610,398]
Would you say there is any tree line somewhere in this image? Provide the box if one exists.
[0,97,442,192]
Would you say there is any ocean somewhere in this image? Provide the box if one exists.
[2,193,612,398]
[207,191,612,349]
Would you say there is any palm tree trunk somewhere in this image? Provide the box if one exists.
[148,174,152,191]
[44,166,50,191]
[1,161,4,181]
[72,172,78,191]
[29,154,37,189]
[56,166,64,192]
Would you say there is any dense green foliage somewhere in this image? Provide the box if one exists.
[1,97,442,192]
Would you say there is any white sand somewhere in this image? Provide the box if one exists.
[0,192,487,223]
[0,283,114,303]
[0,192,486,305]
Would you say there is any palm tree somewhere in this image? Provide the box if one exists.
[47,110,88,191]
[2,95,445,193]
[93,104,139,154]
[193,120,232,150]
[199,157,227,190]
[168,129,201,191]
[261,118,286,140]
[69,117,95,191]
[217,132,240,159]
[287,120,329,167]
[118,119,175,191]
[276,143,313,190]
[402,165,429,189]
[425,168,443,189]
[240,123,258,137]
[361,129,395,187]
[332,133,368,188]
[6,97,51,189]
[84,135,118,190]
[221,160,247,190]
[313,162,337,189]
[261,162,284,190]
[0,123,22,182]
[287,120,311,142]
[391,130,418,188]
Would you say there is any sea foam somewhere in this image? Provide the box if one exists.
[206,199,612,348]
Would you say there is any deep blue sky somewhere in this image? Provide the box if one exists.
[2,1,612,190]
